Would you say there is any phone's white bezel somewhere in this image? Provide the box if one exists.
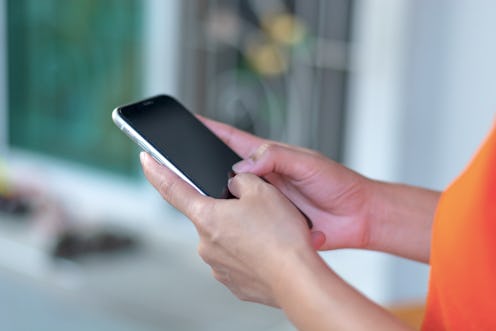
[112,107,207,196]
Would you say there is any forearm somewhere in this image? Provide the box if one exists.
[273,249,412,331]
[367,181,441,263]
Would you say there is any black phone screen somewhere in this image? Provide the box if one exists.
[119,95,241,198]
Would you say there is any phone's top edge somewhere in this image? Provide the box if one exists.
[111,102,208,197]
[114,94,180,111]
[112,95,163,126]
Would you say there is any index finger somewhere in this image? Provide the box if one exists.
[197,115,266,158]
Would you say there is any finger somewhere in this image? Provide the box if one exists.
[196,115,266,158]
[227,173,264,198]
[140,152,209,224]
[232,143,318,180]
[311,231,326,250]
[229,173,314,232]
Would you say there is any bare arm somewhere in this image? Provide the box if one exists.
[367,181,440,263]
[274,248,412,331]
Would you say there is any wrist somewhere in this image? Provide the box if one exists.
[365,180,440,262]
[268,244,324,306]
[364,179,393,250]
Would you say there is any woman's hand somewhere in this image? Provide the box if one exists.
[235,143,374,251]
[199,117,374,251]
[140,151,412,331]
[200,117,440,262]
[140,152,315,307]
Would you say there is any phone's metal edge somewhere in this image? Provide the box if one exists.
[111,108,207,196]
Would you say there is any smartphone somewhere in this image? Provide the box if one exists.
[112,95,241,199]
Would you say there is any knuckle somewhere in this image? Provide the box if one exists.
[196,215,217,241]
[206,226,221,245]
[197,242,205,257]
[197,203,223,238]
[211,268,230,286]
[253,142,275,161]
[197,242,212,264]
[236,292,250,302]
[212,270,224,283]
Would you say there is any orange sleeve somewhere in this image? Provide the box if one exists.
[422,124,496,330]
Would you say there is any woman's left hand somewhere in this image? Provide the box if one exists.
[140,152,315,307]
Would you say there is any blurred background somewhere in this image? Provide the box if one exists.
[1,0,495,330]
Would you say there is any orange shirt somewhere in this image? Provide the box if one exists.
[422,125,496,330]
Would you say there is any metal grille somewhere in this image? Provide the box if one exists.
[179,0,353,161]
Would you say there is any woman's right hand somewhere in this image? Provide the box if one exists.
[201,116,439,261]
[200,117,375,251]
[235,142,376,251]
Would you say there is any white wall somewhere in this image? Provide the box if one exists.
[343,0,496,304]
[425,0,496,188]
[388,0,496,304]
[143,0,181,97]
[401,0,496,191]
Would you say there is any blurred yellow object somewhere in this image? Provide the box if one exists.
[389,302,425,330]
[0,159,10,195]
[263,12,306,46]
[246,39,288,76]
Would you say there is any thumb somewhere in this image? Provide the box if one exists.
[140,152,209,224]
[227,172,265,198]
[232,143,317,180]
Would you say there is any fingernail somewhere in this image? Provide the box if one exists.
[232,159,254,173]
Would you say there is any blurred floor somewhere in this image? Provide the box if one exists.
[0,270,156,331]
[0,215,295,331]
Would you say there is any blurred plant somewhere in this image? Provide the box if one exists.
[205,1,309,78]
[202,1,314,141]
[247,11,307,77]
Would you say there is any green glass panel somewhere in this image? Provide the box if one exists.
[7,0,143,176]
